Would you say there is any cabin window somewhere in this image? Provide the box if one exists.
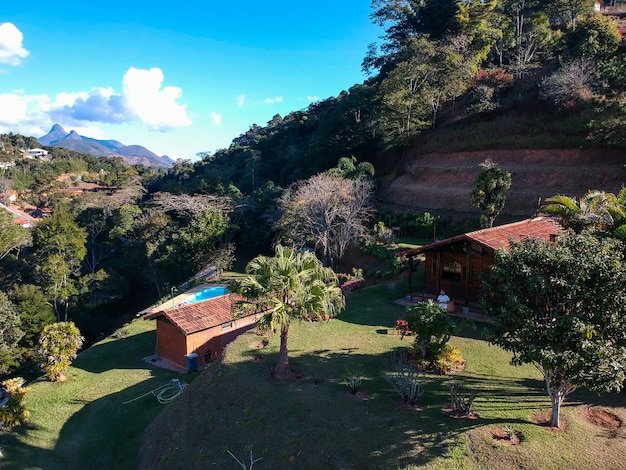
[222,322,233,330]
[442,260,462,280]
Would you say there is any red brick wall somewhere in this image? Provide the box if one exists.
[155,319,188,369]
[186,315,258,367]
[156,314,259,369]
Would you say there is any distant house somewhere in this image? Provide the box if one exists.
[397,217,564,309]
[5,189,17,203]
[27,148,49,158]
[145,292,259,372]
[13,217,32,228]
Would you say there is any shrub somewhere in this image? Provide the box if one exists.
[448,382,476,416]
[343,364,365,395]
[432,345,465,374]
[0,377,29,428]
[383,349,425,405]
[38,321,84,382]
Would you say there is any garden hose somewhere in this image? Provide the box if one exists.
[122,379,188,405]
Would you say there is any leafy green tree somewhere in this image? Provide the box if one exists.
[482,233,626,428]
[565,13,621,60]
[498,0,554,75]
[234,245,345,380]
[11,284,56,354]
[32,210,87,321]
[0,209,31,260]
[0,291,24,376]
[38,321,84,382]
[326,156,375,180]
[470,159,512,228]
[547,0,594,31]
[404,300,456,360]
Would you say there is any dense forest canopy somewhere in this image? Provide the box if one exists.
[1,0,626,379]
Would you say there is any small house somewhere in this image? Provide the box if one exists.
[398,217,564,309]
[145,293,259,372]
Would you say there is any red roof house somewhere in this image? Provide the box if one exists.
[145,292,259,371]
[398,217,565,309]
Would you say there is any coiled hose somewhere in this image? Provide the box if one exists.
[122,379,188,405]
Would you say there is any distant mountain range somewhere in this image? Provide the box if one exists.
[38,124,175,168]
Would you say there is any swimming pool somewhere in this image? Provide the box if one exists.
[176,285,229,306]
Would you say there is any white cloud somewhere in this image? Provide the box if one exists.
[211,112,222,125]
[236,94,246,107]
[264,96,284,104]
[0,23,29,66]
[0,67,192,136]
[122,67,192,131]
[0,93,28,124]
[307,95,319,102]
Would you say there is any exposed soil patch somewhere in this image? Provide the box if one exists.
[378,149,626,218]
[250,355,263,363]
[442,407,479,420]
[581,407,622,431]
[491,427,524,446]
[530,411,567,432]
[393,397,425,413]
[249,340,267,349]
[345,389,370,401]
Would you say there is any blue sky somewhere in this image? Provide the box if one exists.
[1,2,381,161]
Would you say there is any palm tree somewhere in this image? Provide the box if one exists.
[235,245,345,380]
[539,190,616,233]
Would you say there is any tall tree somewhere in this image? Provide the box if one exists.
[482,233,626,428]
[0,210,31,260]
[32,210,87,321]
[234,245,345,380]
[0,291,24,376]
[470,159,512,228]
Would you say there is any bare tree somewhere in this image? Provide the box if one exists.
[151,192,228,218]
[540,57,596,108]
[277,174,374,270]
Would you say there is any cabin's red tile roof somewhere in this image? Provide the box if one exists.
[398,217,564,256]
[145,293,249,335]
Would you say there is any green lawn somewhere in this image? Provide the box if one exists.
[139,280,626,469]
[0,320,197,470]
[3,279,626,469]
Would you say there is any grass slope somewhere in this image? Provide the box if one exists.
[139,280,626,469]
[0,320,196,470]
[3,279,625,469]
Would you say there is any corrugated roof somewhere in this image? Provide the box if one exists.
[398,217,565,256]
[145,293,249,335]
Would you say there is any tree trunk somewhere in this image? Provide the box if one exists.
[549,392,564,428]
[274,326,290,380]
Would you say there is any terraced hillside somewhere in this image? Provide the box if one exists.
[378,149,625,218]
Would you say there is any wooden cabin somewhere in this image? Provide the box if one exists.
[145,293,259,372]
[398,217,564,309]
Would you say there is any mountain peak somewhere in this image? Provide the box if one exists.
[66,130,82,140]
[37,123,173,168]
[38,123,68,146]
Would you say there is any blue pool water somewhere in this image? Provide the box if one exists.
[177,286,228,306]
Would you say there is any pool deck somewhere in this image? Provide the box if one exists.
[138,283,226,316]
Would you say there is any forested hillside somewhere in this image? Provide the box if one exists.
[1,0,626,381]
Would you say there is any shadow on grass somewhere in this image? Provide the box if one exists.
[71,330,156,373]
[136,333,548,469]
